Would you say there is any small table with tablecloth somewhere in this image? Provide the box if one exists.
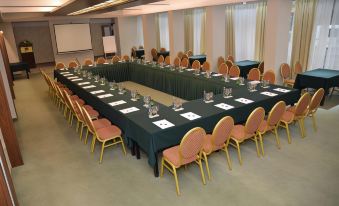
[189,55,207,66]
[235,60,260,78]
[9,62,30,80]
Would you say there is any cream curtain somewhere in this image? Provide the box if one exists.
[184,10,193,52]
[157,12,170,50]
[155,14,160,50]
[225,5,235,59]
[254,1,267,61]
[290,0,317,70]
[193,8,206,55]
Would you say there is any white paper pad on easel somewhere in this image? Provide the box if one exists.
[78,82,90,85]
[90,90,105,94]
[180,112,201,120]
[119,107,139,114]
[235,98,254,104]
[82,85,96,89]
[261,91,278,97]
[153,119,175,129]
[97,94,113,99]
[109,100,126,106]
[214,103,234,110]
[273,88,291,93]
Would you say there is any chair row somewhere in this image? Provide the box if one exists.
[40,70,126,163]
[161,88,324,195]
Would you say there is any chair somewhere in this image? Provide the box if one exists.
[280,63,294,87]
[306,88,325,132]
[165,56,171,65]
[96,57,106,65]
[230,107,265,165]
[177,51,184,59]
[279,92,311,143]
[201,61,210,72]
[84,59,93,66]
[247,68,260,81]
[68,61,78,69]
[173,57,181,68]
[82,107,126,163]
[186,50,193,57]
[257,101,286,156]
[160,127,206,195]
[182,54,189,60]
[131,47,136,58]
[217,56,225,68]
[112,55,120,63]
[225,60,233,70]
[202,116,234,180]
[55,62,65,70]
[262,70,276,84]
[122,55,129,61]
[180,58,189,68]
[158,55,164,64]
[160,47,167,52]
[258,61,264,75]
[151,48,158,61]
[229,65,240,77]
[227,55,234,63]
[191,60,200,70]
[294,61,303,77]
[218,63,228,75]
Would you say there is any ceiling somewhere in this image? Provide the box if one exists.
[0,0,73,13]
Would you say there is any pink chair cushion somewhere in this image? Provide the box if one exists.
[73,98,85,106]
[202,134,224,154]
[96,125,122,140]
[231,125,253,141]
[93,118,111,130]
[86,109,99,119]
[258,120,274,133]
[163,145,198,168]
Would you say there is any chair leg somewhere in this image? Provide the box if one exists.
[76,120,80,132]
[301,118,306,137]
[172,166,180,196]
[198,158,206,185]
[254,135,261,157]
[274,127,281,149]
[91,136,96,153]
[202,152,211,180]
[311,114,317,132]
[258,133,265,156]
[235,141,242,165]
[99,142,105,163]
[224,147,232,170]
[79,123,84,140]
[284,123,292,144]
[160,158,165,177]
[298,119,304,138]
[84,129,90,144]
[119,137,127,155]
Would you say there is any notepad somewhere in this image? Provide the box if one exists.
[82,85,96,89]
[97,94,114,99]
[180,112,201,121]
[109,100,126,107]
[119,107,139,114]
[153,119,175,129]
[90,90,105,94]
[214,103,234,110]
[78,82,90,85]
[71,78,83,81]
[273,88,291,93]
[235,98,254,104]
[261,91,278,97]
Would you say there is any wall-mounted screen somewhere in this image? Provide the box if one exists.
[54,23,92,53]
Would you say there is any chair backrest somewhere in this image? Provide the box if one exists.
[74,101,85,122]
[151,48,158,59]
[122,55,129,61]
[180,58,189,68]
[217,56,225,68]
[191,60,200,70]
[225,60,233,70]
[227,55,234,63]
[202,61,210,71]
[308,88,325,113]
[139,45,144,49]
[247,68,260,81]
[280,63,291,79]
[267,101,286,127]
[211,116,234,148]
[186,50,193,57]
[218,63,228,75]
[177,51,184,59]
[158,55,164,64]
[182,54,189,60]
[263,70,276,84]
[294,92,311,117]
[63,90,76,114]
[68,61,78,69]
[96,57,106,64]
[245,107,265,135]
[131,47,136,58]
[229,65,240,77]
[81,106,96,134]
[84,59,93,66]
[258,61,264,74]
[173,57,181,67]
[112,55,120,63]
[294,61,302,75]
[165,56,170,65]
[179,127,206,164]
[55,62,65,70]
[160,47,166,52]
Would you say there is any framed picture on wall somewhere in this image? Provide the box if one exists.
[102,24,114,36]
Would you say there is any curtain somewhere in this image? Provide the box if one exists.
[325,0,339,70]
[136,16,144,47]
[184,10,193,52]
[156,12,170,50]
[193,8,206,55]
[233,3,257,61]
[225,6,235,59]
[254,1,267,61]
[290,0,317,70]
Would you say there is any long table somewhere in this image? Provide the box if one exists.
[55,62,300,177]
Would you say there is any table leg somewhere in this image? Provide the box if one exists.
[136,144,140,159]
[153,155,159,177]
[131,140,136,156]
[26,70,30,79]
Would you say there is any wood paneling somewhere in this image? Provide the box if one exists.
[0,32,15,98]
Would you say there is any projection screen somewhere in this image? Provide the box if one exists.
[54,24,92,53]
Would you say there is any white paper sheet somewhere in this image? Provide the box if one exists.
[60,72,70,74]
[78,82,90,85]
[230,77,239,80]
[119,107,140,114]
[260,91,278,97]
[82,85,96,89]
[180,112,201,120]
[97,94,114,98]
[67,76,79,79]
[273,88,291,93]
[71,78,83,81]
[90,90,105,94]
[153,119,175,129]
[109,100,127,106]
[212,73,223,77]
[214,103,234,110]
[235,98,254,104]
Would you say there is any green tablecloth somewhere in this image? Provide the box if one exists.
[55,62,299,176]
[236,60,260,78]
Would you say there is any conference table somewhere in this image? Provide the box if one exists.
[294,68,339,105]
[235,60,260,78]
[55,61,299,177]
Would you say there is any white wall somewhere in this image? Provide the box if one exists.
[117,16,140,56]
[0,23,20,63]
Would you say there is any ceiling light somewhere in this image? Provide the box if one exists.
[68,0,128,15]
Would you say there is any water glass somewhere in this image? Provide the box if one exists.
[239,77,245,85]
[194,69,200,75]
[224,74,230,82]
[206,71,211,78]
[94,75,99,82]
